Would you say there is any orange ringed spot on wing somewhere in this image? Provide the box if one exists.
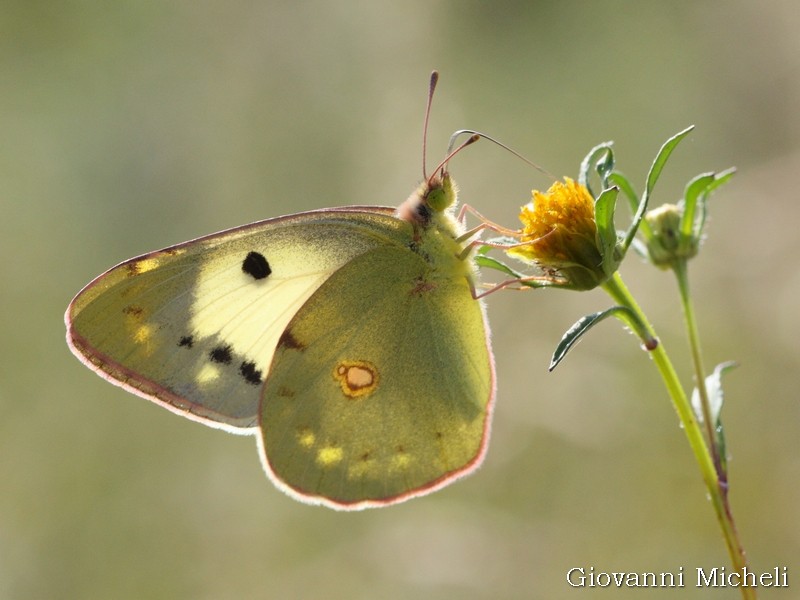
[333,360,379,398]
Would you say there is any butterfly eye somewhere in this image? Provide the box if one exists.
[426,187,447,212]
[425,172,456,212]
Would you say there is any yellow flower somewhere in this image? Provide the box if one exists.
[508,177,609,290]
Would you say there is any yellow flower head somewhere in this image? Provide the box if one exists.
[509,177,608,290]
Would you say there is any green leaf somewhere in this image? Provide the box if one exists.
[477,236,519,254]
[550,306,636,370]
[715,422,729,481]
[622,126,695,253]
[680,172,717,240]
[675,168,735,259]
[474,254,565,290]
[607,172,638,214]
[474,254,525,278]
[595,150,616,185]
[689,167,736,238]
[579,141,615,198]
[608,171,655,243]
[594,186,620,272]
[645,126,695,199]
[691,361,738,478]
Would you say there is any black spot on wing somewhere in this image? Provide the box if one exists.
[242,251,271,280]
[209,345,233,364]
[196,336,264,385]
[178,335,194,348]
[240,361,263,385]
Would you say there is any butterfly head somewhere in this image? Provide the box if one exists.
[396,168,458,227]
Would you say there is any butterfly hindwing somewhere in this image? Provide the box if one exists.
[258,243,494,508]
[66,208,408,430]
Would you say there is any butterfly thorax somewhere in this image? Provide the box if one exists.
[396,173,476,285]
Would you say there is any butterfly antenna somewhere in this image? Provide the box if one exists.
[422,70,439,182]
[427,134,481,188]
[448,129,556,180]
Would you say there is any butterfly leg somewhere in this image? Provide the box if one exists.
[456,204,519,234]
[455,204,523,252]
[470,273,566,300]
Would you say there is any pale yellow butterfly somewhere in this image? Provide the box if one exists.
[66,72,495,509]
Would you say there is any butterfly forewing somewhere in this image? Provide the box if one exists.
[66,208,408,430]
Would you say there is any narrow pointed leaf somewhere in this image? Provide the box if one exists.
[550,306,636,370]
[693,167,736,236]
[715,422,729,481]
[607,171,638,214]
[622,126,695,253]
[680,172,717,240]
[608,171,655,242]
[691,361,737,478]
[475,254,565,290]
[475,254,526,278]
[477,236,520,254]
[645,125,695,199]
[579,142,615,198]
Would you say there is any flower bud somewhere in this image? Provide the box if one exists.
[644,203,698,268]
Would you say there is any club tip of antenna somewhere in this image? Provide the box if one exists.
[422,71,441,180]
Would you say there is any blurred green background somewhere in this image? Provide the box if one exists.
[2,1,798,598]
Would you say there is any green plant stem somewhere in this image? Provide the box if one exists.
[672,260,753,595]
[601,271,755,600]
[672,260,722,476]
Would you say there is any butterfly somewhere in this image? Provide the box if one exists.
[65,73,496,510]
